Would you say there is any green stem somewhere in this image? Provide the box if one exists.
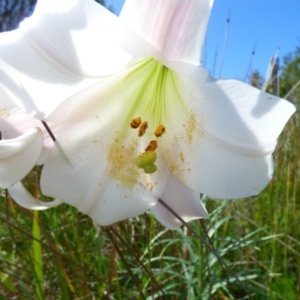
[32,211,44,300]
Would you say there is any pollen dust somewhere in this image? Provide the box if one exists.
[185,112,196,145]
[107,133,140,189]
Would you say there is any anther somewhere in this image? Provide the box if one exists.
[130,117,142,129]
[138,121,148,137]
[154,125,166,137]
[145,140,157,152]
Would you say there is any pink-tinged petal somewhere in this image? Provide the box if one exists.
[8,182,61,210]
[0,128,43,188]
[151,173,209,229]
[0,0,131,118]
[158,66,295,199]
[120,0,213,64]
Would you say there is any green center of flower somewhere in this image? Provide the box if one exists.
[119,59,179,175]
[107,58,186,186]
[135,151,157,174]
[130,117,165,174]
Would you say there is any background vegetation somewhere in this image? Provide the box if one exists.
[0,45,299,299]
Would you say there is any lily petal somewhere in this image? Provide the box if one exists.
[0,109,57,165]
[0,87,56,165]
[0,127,43,188]
[0,87,17,117]
[120,0,213,64]
[0,87,54,166]
[0,0,131,118]
[24,0,131,77]
[151,173,209,229]
[8,182,62,210]
[41,119,168,225]
[159,69,296,199]
[200,79,296,150]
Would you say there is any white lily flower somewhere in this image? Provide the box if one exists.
[0,0,295,229]
[0,88,57,165]
[0,87,43,188]
[0,87,61,209]
[0,126,43,189]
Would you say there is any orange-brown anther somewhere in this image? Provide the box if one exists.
[130,117,142,129]
[138,121,148,136]
[154,125,166,137]
[145,140,157,152]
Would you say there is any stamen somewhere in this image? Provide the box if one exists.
[145,140,157,152]
[41,121,56,142]
[130,117,142,129]
[154,125,166,137]
[138,121,148,137]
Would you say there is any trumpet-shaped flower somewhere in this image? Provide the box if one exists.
[0,87,43,188]
[0,87,61,209]
[0,0,295,229]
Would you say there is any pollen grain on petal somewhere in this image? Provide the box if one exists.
[138,121,148,136]
[0,107,10,118]
[184,112,197,145]
[163,145,188,185]
[154,124,166,137]
[168,158,187,185]
[130,117,142,129]
[146,182,154,192]
[107,134,140,189]
[179,151,185,163]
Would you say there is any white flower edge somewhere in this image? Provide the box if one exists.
[0,108,57,165]
[151,173,209,229]
[0,0,132,118]
[8,181,62,210]
[0,127,43,188]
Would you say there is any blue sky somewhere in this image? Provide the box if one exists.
[106,0,300,82]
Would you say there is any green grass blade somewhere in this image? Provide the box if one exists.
[32,211,44,300]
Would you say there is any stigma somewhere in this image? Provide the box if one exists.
[130,117,166,174]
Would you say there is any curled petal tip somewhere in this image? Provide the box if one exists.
[0,127,43,188]
[8,182,62,210]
